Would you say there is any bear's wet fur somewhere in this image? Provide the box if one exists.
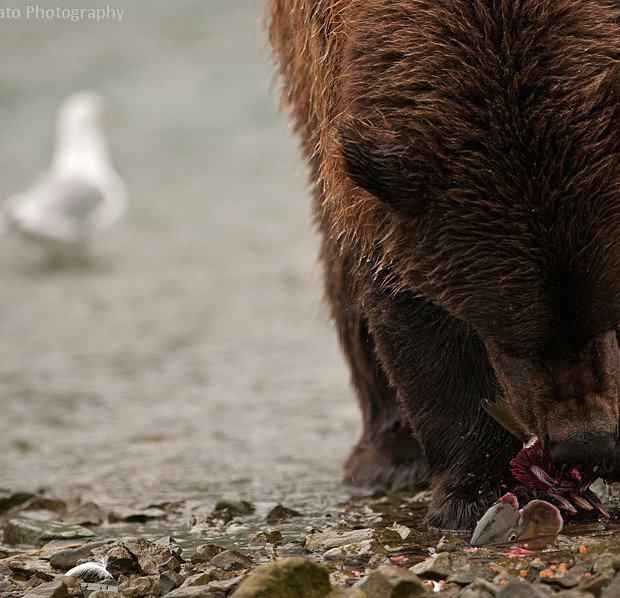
[267,0,620,530]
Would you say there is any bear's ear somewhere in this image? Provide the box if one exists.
[340,118,427,216]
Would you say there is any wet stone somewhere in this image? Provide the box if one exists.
[446,563,495,585]
[248,530,283,546]
[265,504,302,523]
[191,544,226,564]
[213,499,255,519]
[62,502,107,526]
[50,540,112,571]
[409,551,468,580]
[436,534,470,553]
[0,490,35,514]
[210,549,252,571]
[108,507,167,523]
[277,542,307,556]
[3,518,95,546]
[230,557,330,598]
[304,527,402,552]
[9,556,55,581]
[354,565,429,597]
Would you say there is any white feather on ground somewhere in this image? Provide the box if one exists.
[65,556,113,580]
[2,90,127,262]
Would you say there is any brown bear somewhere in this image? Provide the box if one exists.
[267,0,620,530]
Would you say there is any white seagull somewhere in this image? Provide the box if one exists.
[2,90,127,263]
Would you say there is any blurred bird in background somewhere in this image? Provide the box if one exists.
[1,90,127,265]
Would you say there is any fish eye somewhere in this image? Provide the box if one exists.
[508,532,518,541]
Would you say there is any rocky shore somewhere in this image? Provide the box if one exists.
[1,489,619,598]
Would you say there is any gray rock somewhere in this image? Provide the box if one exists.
[82,584,119,598]
[62,502,106,526]
[50,540,112,571]
[552,591,595,598]
[9,556,55,581]
[458,582,497,598]
[277,542,307,556]
[100,545,137,577]
[578,572,614,597]
[191,544,226,564]
[323,539,383,567]
[436,534,469,553]
[355,565,429,597]
[108,507,167,523]
[0,490,35,514]
[248,530,283,546]
[497,581,550,598]
[229,557,331,598]
[213,499,255,519]
[95,537,171,576]
[166,586,224,598]
[447,564,495,585]
[3,518,95,546]
[601,577,620,598]
[210,550,252,571]
[24,579,68,598]
[409,551,468,580]
[305,528,402,552]
[265,504,302,523]
[158,569,185,594]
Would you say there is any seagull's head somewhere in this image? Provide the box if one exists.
[57,90,109,131]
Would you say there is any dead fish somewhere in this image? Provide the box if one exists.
[470,493,563,546]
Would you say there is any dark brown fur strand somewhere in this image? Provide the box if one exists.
[267,0,620,530]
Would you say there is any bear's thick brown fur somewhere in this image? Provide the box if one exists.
[267,0,620,530]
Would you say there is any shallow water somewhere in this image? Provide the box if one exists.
[0,0,359,517]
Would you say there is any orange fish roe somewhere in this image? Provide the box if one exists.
[584,572,592,579]
[579,545,587,553]
[520,570,527,577]
[499,580,507,585]
[539,569,554,578]
[558,563,567,572]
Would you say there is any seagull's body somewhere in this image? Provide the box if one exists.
[2,91,127,262]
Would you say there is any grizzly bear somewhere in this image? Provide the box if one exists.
[267,0,620,530]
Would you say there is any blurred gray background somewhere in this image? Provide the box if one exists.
[0,1,358,510]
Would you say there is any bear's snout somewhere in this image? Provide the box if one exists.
[546,430,617,467]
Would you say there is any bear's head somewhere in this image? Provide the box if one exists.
[337,41,620,477]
